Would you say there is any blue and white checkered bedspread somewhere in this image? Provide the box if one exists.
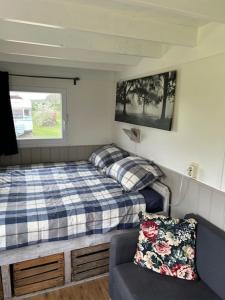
[0,161,146,251]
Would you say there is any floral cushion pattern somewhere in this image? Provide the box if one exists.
[106,156,164,192]
[88,144,129,169]
[134,213,198,280]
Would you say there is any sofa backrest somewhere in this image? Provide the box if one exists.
[186,214,225,300]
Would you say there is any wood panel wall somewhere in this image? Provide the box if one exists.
[161,166,225,231]
[0,145,101,166]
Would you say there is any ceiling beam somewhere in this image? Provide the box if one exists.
[0,0,197,47]
[113,0,225,23]
[0,40,142,66]
[0,53,125,72]
[0,20,168,58]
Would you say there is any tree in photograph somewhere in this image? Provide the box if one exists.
[116,71,176,121]
[116,80,135,115]
[134,72,176,120]
[160,71,176,120]
[132,76,163,115]
[134,78,150,114]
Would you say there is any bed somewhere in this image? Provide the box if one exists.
[0,159,170,298]
[0,160,169,253]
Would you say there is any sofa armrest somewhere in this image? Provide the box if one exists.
[109,230,139,269]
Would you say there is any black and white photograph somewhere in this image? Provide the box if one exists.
[115,71,177,131]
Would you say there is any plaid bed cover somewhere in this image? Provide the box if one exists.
[0,161,145,251]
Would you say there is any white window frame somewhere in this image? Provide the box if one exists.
[10,86,68,148]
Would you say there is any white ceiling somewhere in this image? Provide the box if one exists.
[0,0,224,71]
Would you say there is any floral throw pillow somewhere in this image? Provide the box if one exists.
[134,213,198,280]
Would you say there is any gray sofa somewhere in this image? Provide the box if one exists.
[109,214,225,300]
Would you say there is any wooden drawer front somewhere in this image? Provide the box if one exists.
[0,271,3,300]
[13,253,64,296]
[72,243,110,281]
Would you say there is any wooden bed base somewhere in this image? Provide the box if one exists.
[0,230,129,299]
[71,243,110,282]
[12,253,65,297]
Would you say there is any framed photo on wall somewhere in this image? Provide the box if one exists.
[115,70,177,131]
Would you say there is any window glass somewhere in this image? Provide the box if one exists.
[10,91,63,140]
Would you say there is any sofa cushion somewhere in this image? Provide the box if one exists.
[192,215,225,300]
[112,262,220,300]
[134,213,198,280]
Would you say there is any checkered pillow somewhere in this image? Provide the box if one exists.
[106,156,164,192]
[89,144,129,169]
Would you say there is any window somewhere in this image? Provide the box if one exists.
[10,90,67,147]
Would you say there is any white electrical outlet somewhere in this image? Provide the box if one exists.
[187,163,199,179]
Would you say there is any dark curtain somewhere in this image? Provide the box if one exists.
[0,71,18,155]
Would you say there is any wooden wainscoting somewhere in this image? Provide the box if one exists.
[12,253,65,297]
[0,145,101,166]
[72,243,110,281]
[161,165,225,231]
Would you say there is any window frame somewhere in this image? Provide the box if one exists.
[10,86,68,148]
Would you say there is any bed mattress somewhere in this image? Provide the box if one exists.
[0,161,146,251]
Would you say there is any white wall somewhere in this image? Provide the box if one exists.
[0,62,116,146]
[113,23,225,192]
